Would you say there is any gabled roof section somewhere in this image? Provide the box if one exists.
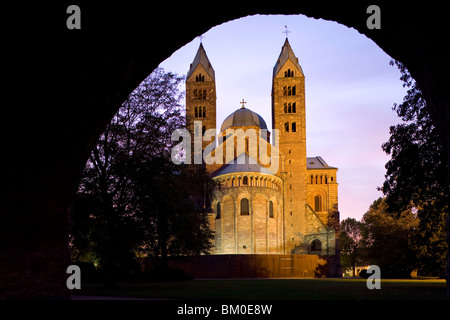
[211,153,275,178]
[186,43,215,81]
[307,156,337,170]
[273,38,304,78]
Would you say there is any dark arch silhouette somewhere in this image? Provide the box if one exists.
[2,2,449,298]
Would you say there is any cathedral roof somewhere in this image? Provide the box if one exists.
[273,38,304,78]
[307,156,337,169]
[186,43,215,81]
[211,153,275,177]
[220,106,268,132]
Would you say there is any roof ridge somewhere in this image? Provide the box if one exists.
[316,156,328,166]
[307,156,337,169]
[211,152,275,177]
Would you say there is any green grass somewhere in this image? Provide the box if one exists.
[75,278,447,300]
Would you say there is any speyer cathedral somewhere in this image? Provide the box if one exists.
[184,38,339,261]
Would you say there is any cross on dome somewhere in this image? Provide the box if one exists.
[240,99,247,108]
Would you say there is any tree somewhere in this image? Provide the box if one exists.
[361,198,419,278]
[381,60,449,277]
[340,218,366,277]
[70,68,214,285]
[133,160,214,270]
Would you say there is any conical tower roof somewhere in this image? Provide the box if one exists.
[187,43,215,81]
[273,38,303,77]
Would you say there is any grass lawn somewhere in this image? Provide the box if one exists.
[75,278,446,300]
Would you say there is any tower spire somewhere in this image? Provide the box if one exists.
[273,36,303,78]
[186,41,215,81]
[271,32,307,255]
[185,40,217,164]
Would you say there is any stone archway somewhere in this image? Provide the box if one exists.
[2,2,449,298]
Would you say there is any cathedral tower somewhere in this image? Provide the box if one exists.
[271,38,307,253]
[180,35,339,275]
[186,43,217,162]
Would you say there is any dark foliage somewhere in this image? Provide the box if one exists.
[70,68,214,285]
[380,60,448,277]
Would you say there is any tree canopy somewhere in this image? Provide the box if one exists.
[340,217,366,277]
[341,61,448,278]
[361,198,418,278]
[380,60,448,277]
[70,68,214,284]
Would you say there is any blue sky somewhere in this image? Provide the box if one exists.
[158,14,407,221]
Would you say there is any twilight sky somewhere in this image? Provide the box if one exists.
[158,14,407,221]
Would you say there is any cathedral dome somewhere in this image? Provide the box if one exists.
[220,106,268,132]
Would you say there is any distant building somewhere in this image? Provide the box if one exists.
[185,39,340,273]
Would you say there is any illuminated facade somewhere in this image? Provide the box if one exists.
[185,40,339,256]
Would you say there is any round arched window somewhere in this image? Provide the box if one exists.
[311,239,321,252]
[269,201,274,218]
[314,195,322,212]
[216,202,221,219]
[240,198,249,215]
